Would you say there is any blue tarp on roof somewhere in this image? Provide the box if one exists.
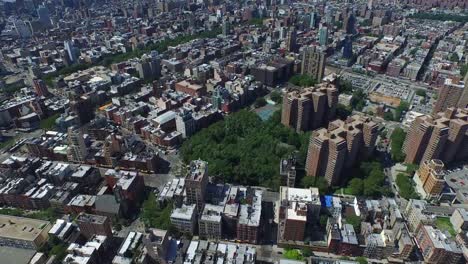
[325,195,333,208]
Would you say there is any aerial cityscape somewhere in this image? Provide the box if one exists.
[0,0,467,263]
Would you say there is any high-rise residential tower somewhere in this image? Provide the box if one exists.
[281,82,338,132]
[403,108,468,165]
[67,126,88,163]
[319,26,329,47]
[433,78,467,114]
[305,115,378,185]
[301,45,326,82]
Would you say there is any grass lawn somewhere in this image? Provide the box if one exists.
[435,217,456,237]
[40,113,60,130]
[284,249,304,261]
[0,137,16,150]
[334,187,354,195]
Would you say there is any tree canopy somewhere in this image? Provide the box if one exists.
[270,91,282,103]
[408,12,468,23]
[351,89,367,111]
[396,173,419,199]
[390,128,406,162]
[181,110,309,190]
[254,97,267,108]
[394,101,409,121]
[141,193,172,230]
[336,77,353,94]
[289,74,317,87]
[461,64,468,78]
[415,89,426,97]
[343,161,391,198]
[346,215,362,233]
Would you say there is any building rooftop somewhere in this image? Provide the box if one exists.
[68,194,96,207]
[423,225,462,253]
[280,186,321,205]
[238,189,262,227]
[341,224,358,245]
[171,204,196,221]
[76,213,108,224]
[118,231,142,257]
[0,215,51,242]
[186,159,208,182]
[200,204,223,222]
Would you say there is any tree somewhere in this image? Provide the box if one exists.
[390,128,406,162]
[449,53,459,62]
[284,249,303,260]
[383,111,394,121]
[343,161,387,198]
[302,248,313,258]
[461,64,468,78]
[336,104,352,120]
[396,173,419,199]
[346,215,362,233]
[40,113,60,130]
[254,97,267,108]
[181,110,307,191]
[347,178,364,195]
[270,91,282,103]
[351,89,367,111]
[141,193,173,230]
[408,12,468,23]
[356,256,368,264]
[406,163,419,175]
[394,101,409,121]
[301,176,316,188]
[416,89,426,97]
[301,176,329,194]
[289,74,316,87]
[337,78,353,94]
[320,215,329,228]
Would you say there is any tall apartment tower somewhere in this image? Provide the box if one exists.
[319,26,329,47]
[64,40,78,63]
[286,27,298,52]
[403,108,468,165]
[305,115,378,185]
[185,159,209,213]
[281,83,338,132]
[433,78,467,114]
[222,19,231,36]
[67,126,88,163]
[37,5,52,27]
[460,74,468,108]
[301,46,326,82]
[342,36,353,59]
[343,13,356,34]
[32,79,50,97]
[417,159,445,198]
[310,12,317,28]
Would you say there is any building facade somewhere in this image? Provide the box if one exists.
[403,108,468,165]
[185,160,209,213]
[76,213,113,239]
[281,83,338,132]
[305,115,378,185]
[301,46,326,82]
